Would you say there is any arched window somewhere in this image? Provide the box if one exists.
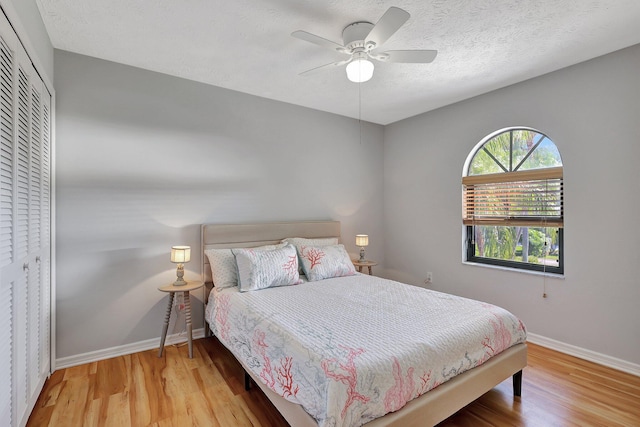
[462,128,563,274]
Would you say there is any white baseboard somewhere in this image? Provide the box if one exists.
[55,328,206,370]
[527,333,640,377]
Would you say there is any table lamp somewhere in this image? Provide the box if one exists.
[171,245,191,286]
[356,234,368,262]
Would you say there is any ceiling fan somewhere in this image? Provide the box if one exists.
[291,7,437,83]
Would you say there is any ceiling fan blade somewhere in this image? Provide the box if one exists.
[291,30,348,53]
[299,59,351,76]
[364,7,410,48]
[379,50,438,63]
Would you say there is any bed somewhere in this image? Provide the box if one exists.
[201,221,527,427]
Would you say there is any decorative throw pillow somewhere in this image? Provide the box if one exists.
[298,244,356,282]
[205,243,285,288]
[233,243,302,292]
[282,237,339,273]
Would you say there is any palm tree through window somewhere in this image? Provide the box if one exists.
[463,128,564,274]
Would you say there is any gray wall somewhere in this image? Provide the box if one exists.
[54,50,385,358]
[384,44,640,365]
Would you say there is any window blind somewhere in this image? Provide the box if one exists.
[462,167,563,227]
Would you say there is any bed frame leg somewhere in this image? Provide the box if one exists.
[244,371,252,391]
[513,370,522,396]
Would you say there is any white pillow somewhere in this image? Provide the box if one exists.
[205,243,285,288]
[298,244,356,282]
[233,243,302,292]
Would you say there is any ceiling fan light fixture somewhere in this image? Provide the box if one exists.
[346,57,374,83]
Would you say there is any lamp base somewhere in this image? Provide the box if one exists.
[358,247,366,263]
[174,264,186,286]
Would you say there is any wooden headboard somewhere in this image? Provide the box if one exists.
[201,220,341,287]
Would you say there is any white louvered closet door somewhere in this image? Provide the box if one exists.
[0,25,15,427]
[0,10,52,427]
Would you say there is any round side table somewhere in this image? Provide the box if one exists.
[352,260,378,275]
[157,280,204,359]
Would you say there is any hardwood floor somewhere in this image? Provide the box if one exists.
[28,339,640,426]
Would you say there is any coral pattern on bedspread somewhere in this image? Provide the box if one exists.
[205,275,527,427]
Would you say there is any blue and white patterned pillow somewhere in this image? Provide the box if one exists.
[205,243,285,289]
[298,244,356,282]
[233,243,302,292]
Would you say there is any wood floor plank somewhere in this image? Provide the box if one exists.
[93,355,128,400]
[161,345,201,398]
[45,377,92,426]
[28,340,640,427]
[104,392,131,427]
[81,397,103,427]
[128,353,152,426]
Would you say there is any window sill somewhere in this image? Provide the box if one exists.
[462,261,565,279]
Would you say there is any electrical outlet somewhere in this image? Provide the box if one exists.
[425,272,433,284]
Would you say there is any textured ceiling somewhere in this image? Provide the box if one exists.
[36,0,640,125]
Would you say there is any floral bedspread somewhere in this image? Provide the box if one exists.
[205,275,526,427]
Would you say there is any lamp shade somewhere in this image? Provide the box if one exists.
[346,58,374,83]
[356,234,369,247]
[171,246,191,263]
